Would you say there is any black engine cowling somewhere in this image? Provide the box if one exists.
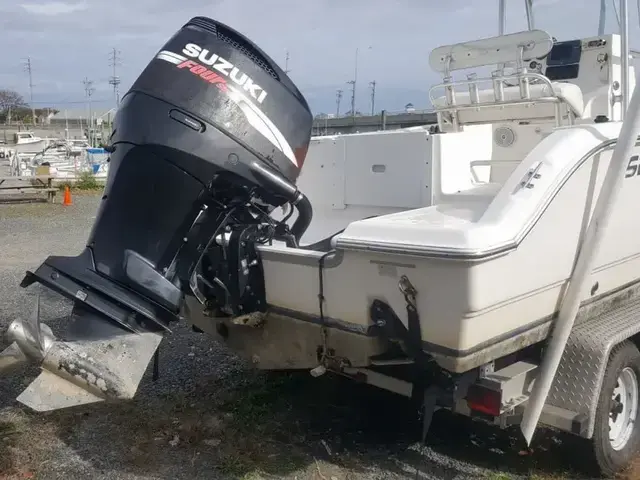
[21,16,313,332]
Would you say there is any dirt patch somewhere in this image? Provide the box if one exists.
[0,190,100,220]
[0,415,19,475]
[2,368,606,479]
[6,359,638,480]
[42,372,322,479]
[619,457,640,480]
[0,408,59,480]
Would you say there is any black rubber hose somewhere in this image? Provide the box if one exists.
[290,192,312,244]
[249,161,298,200]
[249,160,313,244]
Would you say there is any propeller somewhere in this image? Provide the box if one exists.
[1,293,163,412]
[0,295,55,374]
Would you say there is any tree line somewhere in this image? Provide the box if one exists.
[0,88,59,124]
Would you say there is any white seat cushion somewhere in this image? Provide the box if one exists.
[433,81,584,118]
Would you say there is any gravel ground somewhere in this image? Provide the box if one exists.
[0,190,624,480]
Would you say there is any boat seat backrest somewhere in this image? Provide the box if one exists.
[428,30,554,74]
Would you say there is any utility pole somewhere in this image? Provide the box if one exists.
[83,77,95,146]
[23,57,35,125]
[108,47,122,106]
[64,109,69,141]
[369,80,376,116]
[598,0,607,35]
[347,80,355,117]
[350,47,359,118]
[336,89,343,117]
[284,50,290,74]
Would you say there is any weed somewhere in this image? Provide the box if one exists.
[58,170,103,192]
[486,474,513,480]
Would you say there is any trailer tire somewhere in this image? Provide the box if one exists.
[592,341,640,477]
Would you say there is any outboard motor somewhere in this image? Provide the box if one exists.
[0,16,313,411]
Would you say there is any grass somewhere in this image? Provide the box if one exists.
[486,473,513,479]
[486,465,588,479]
[211,373,311,477]
[524,473,570,480]
[0,410,35,478]
[0,419,19,474]
[57,170,104,192]
[21,371,316,479]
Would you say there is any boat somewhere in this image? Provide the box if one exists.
[7,140,109,181]
[14,131,42,145]
[255,15,637,380]
[5,2,640,476]
[264,30,635,373]
[66,139,90,155]
[12,131,47,154]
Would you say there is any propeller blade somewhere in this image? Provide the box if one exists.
[0,342,28,374]
[14,304,163,412]
[3,295,163,412]
[2,295,55,368]
[21,294,44,357]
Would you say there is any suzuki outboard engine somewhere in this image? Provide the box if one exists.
[0,16,313,412]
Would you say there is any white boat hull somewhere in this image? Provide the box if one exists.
[13,140,47,154]
[190,121,640,373]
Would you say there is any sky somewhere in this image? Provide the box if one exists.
[0,0,637,116]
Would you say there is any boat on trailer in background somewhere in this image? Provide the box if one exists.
[4,0,640,477]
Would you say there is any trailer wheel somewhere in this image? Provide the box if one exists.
[592,341,640,477]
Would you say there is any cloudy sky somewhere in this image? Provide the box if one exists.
[0,0,636,115]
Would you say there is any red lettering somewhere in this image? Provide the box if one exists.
[206,75,226,86]
[189,65,208,75]
[200,70,220,82]
[177,60,196,69]
[199,71,215,80]
[174,60,228,92]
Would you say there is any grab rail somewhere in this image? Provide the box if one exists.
[429,71,557,105]
[429,71,572,131]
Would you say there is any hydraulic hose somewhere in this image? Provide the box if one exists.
[290,192,312,244]
[249,160,314,244]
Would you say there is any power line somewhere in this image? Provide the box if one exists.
[28,99,113,105]
[108,47,122,106]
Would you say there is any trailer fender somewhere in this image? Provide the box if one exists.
[548,290,640,439]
